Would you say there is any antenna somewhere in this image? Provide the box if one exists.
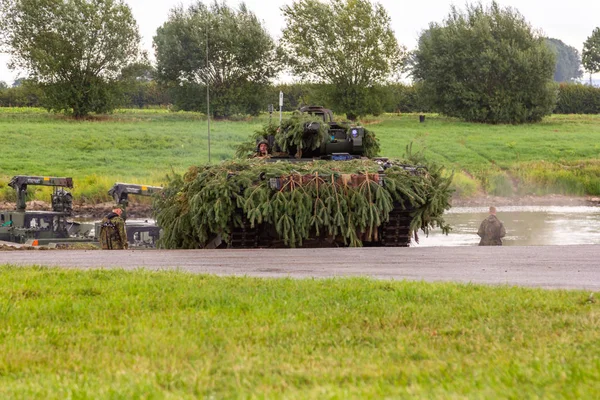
[206,19,211,164]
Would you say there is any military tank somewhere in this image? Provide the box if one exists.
[153,107,452,249]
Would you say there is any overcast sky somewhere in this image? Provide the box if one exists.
[1,0,599,84]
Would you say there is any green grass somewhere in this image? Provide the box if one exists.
[0,108,264,178]
[1,108,600,202]
[0,266,599,398]
[0,108,266,202]
[371,113,600,196]
[373,113,600,168]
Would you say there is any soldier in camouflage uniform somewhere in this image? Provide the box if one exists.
[254,140,270,158]
[477,206,506,246]
[99,208,128,250]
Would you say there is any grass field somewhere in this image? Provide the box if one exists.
[373,113,600,196]
[0,266,599,398]
[1,108,599,202]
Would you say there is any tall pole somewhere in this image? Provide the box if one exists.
[279,91,283,125]
[206,23,211,164]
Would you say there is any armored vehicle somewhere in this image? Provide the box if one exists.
[0,176,94,245]
[154,107,452,249]
[0,177,163,248]
[262,106,369,159]
[232,106,416,248]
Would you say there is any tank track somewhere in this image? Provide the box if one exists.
[228,214,260,248]
[380,206,413,247]
[227,207,415,248]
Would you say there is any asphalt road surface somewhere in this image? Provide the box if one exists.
[2,245,599,290]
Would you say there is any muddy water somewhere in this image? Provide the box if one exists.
[413,206,600,247]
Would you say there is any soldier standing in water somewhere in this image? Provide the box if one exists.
[477,206,506,246]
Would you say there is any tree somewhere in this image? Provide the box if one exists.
[545,38,583,82]
[582,28,600,85]
[411,2,556,124]
[0,0,141,117]
[281,0,405,120]
[11,78,24,88]
[0,79,42,107]
[154,1,278,117]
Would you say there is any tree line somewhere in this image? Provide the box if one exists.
[4,78,600,116]
[1,0,600,123]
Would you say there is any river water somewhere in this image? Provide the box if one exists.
[413,206,600,247]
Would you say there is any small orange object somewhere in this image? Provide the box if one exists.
[32,240,39,246]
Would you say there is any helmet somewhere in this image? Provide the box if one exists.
[256,139,269,152]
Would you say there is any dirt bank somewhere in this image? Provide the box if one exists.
[0,201,153,219]
[451,194,600,208]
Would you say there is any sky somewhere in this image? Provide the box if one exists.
[1,0,599,84]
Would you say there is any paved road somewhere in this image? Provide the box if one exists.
[1,245,599,290]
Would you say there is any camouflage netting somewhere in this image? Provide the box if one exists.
[153,150,453,249]
[235,113,381,159]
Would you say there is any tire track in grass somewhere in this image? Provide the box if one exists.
[462,143,501,168]
[428,140,490,172]
[461,142,523,194]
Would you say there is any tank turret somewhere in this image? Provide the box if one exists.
[260,106,371,160]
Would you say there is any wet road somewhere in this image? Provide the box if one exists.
[1,245,599,290]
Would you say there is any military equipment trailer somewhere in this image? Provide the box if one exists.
[0,175,95,245]
[1,178,166,248]
[105,183,163,248]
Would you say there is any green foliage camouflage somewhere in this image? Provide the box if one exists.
[235,113,381,159]
[153,146,452,249]
[273,114,330,157]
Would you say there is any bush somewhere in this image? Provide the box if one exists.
[123,81,172,109]
[0,82,42,107]
[412,2,557,124]
[167,81,270,117]
[382,83,432,113]
[515,161,600,196]
[474,169,515,196]
[555,83,600,114]
[450,171,481,197]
